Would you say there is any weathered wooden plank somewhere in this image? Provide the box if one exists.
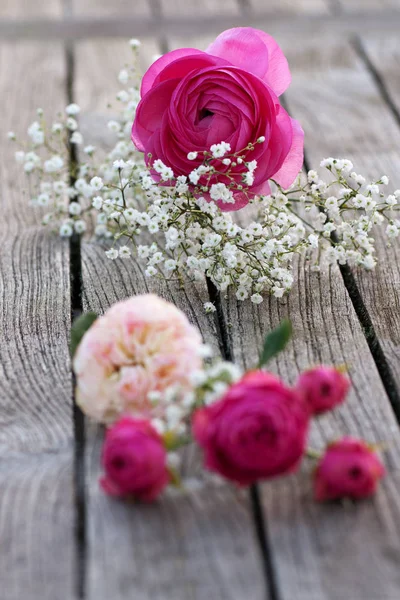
[0,39,74,599]
[0,0,61,17]
[149,27,400,598]
[284,35,400,392]
[336,0,400,12]
[71,0,150,17]
[173,27,400,600]
[248,0,330,14]
[236,35,400,600]
[75,39,266,599]
[160,0,240,17]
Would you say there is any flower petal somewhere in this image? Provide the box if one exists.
[141,48,204,96]
[206,27,291,96]
[273,117,304,189]
[254,30,291,96]
[206,28,269,81]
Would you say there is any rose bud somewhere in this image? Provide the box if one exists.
[314,437,386,502]
[100,417,170,502]
[297,366,350,415]
[193,371,310,486]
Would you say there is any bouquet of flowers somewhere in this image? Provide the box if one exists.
[10,27,389,501]
[72,294,385,503]
[8,28,400,308]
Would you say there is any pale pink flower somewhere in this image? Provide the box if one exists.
[73,294,203,424]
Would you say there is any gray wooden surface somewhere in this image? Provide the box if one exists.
[2,0,400,598]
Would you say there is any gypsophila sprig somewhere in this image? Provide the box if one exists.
[10,41,400,309]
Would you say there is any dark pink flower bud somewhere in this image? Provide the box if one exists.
[100,417,170,502]
[314,437,385,502]
[297,366,350,415]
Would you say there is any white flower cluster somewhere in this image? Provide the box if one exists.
[9,42,400,308]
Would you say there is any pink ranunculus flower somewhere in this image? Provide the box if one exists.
[100,417,170,501]
[192,370,310,485]
[314,437,386,502]
[73,294,203,424]
[132,27,304,211]
[297,366,350,415]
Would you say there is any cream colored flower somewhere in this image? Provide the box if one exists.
[73,294,203,424]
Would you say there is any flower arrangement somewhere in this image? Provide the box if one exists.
[72,295,386,503]
[8,28,400,308]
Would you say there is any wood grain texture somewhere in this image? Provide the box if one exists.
[336,0,400,12]
[0,0,61,18]
[0,41,74,599]
[160,0,240,17]
[75,39,266,599]
[217,35,400,600]
[71,0,150,17]
[248,0,330,14]
[284,35,400,391]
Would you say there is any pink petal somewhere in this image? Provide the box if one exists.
[273,118,304,189]
[141,48,204,96]
[132,78,177,151]
[206,28,291,96]
[254,30,291,96]
[206,28,269,81]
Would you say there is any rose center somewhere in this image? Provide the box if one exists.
[320,383,331,396]
[199,108,214,121]
[348,465,363,480]
[111,456,126,470]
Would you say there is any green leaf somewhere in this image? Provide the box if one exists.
[258,319,292,367]
[70,312,98,358]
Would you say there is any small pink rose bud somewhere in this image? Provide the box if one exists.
[100,417,170,502]
[297,366,350,415]
[314,437,385,502]
[193,370,310,486]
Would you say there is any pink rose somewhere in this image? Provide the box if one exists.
[314,437,385,502]
[100,417,170,501]
[132,27,304,211]
[193,371,310,485]
[297,366,350,415]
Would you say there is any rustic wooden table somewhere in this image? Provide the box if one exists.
[2,0,400,599]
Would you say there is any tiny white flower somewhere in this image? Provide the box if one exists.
[118,69,129,84]
[204,302,216,313]
[145,265,157,277]
[66,103,80,115]
[37,193,50,207]
[210,141,231,158]
[70,131,83,145]
[90,176,103,191]
[187,152,198,160]
[59,223,73,237]
[251,293,263,304]
[107,120,121,133]
[119,245,131,258]
[74,220,87,234]
[105,248,119,260]
[381,176,389,185]
[113,159,127,170]
[92,196,103,210]
[7,131,16,140]
[69,202,82,215]
[129,38,141,49]
[66,117,78,131]
[257,136,266,143]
